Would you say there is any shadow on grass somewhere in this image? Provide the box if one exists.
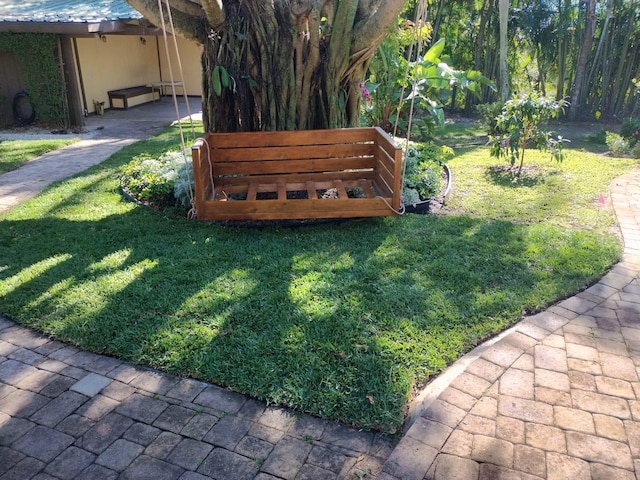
[484,164,565,188]
[1,203,615,432]
[0,125,620,433]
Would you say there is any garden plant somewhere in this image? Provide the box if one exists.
[488,92,569,177]
[362,24,492,140]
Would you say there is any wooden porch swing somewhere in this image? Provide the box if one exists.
[190,127,403,221]
[159,0,427,222]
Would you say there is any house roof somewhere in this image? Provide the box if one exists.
[0,0,146,34]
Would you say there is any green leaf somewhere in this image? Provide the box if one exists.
[424,38,445,63]
[220,66,231,89]
[212,66,222,96]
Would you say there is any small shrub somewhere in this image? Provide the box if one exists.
[586,127,608,145]
[476,101,503,135]
[402,142,453,205]
[173,161,195,210]
[605,132,629,156]
[630,143,640,159]
[488,92,569,176]
[119,150,187,208]
[620,117,640,147]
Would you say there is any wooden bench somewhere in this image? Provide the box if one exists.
[191,127,403,221]
[107,85,159,110]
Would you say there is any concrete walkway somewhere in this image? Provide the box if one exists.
[1,106,640,479]
[0,98,201,214]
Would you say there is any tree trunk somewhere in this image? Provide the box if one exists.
[127,0,406,132]
[431,0,447,45]
[586,0,614,102]
[555,0,571,101]
[569,0,596,120]
[473,0,495,105]
[609,0,639,116]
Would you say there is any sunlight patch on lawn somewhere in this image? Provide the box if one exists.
[288,252,355,317]
[176,269,257,327]
[54,258,157,313]
[0,254,73,296]
[86,249,132,273]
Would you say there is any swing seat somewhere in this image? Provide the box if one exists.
[191,127,403,221]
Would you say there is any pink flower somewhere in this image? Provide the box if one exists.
[634,130,639,136]
[358,83,371,102]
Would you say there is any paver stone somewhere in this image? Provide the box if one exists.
[44,446,96,478]
[116,393,169,423]
[12,425,73,462]
[166,438,213,471]
[70,372,112,396]
[198,448,259,480]
[566,431,633,469]
[95,438,145,471]
[119,455,185,480]
[382,436,437,480]
[471,434,513,467]
[546,452,591,480]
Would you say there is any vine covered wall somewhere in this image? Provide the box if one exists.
[0,33,68,126]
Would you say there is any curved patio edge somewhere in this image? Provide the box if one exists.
[380,170,640,480]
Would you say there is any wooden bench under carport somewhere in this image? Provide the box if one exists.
[107,85,159,110]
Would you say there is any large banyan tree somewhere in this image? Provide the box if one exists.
[126,1,407,132]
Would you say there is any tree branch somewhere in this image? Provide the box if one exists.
[126,0,216,41]
[169,0,208,18]
[200,0,225,27]
[352,0,404,54]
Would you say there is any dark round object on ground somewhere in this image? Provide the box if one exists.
[13,91,36,125]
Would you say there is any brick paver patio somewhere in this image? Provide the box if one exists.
[379,170,640,479]
[0,319,393,479]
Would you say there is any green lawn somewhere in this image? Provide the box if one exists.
[0,138,79,174]
[0,123,636,432]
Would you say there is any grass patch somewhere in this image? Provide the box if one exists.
[445,147,636,234]
[432,120,488,147]
[0,138,79,174]
[0,123,635,433]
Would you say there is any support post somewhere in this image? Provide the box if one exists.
[59,35,85,128]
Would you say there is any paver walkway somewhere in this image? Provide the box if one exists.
[0,318,393,479]
[379,170,640,479]
[1,106,640,479]
[0,99,199,214]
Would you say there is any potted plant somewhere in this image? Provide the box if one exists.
[401,141,453,213]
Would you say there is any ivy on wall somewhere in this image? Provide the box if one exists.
[0,33,68,126]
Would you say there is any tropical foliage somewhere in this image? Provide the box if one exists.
[362,21,493,139]
[421,0,640,119]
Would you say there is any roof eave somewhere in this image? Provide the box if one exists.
[0,20,142,35]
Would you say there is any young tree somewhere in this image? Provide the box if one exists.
[489,92,569,177]
[126,0,407,132]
